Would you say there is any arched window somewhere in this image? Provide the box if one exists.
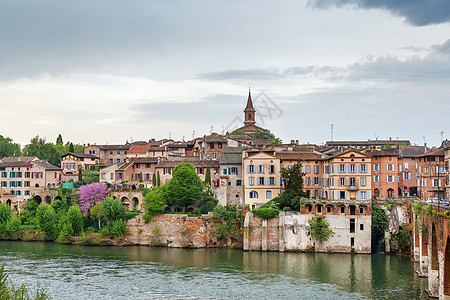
[374,188,380,198]
[266,190,272,199]
[249,191,258,199]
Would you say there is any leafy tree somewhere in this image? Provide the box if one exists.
[36,203,59,241]
[0,135,21,157]
[20,199,40,226]
[212,205,244,241]
[78,182,111,214]
[200,200,217,214]
[143,187,167,222]
[156,171,160,187]
[56,134,63,145]
[165,163,203,210]
[204,166,211,187]
[266,138,283,146]
[90,202,103,229]
[139,172,143,183]
[69,142,74,153]
[0,203,12,228]
[66,205,83,235]
[279,162,306,210]
[78,169,83,183]
[307,215,334,242]
[23,135,60,166]
[82,170,99,184]
[252,129,275,140]
[230,129,247,136]
[101,196,126,230]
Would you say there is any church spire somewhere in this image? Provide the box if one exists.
[244,88,256,125]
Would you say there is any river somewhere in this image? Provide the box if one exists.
[0,241,428,299]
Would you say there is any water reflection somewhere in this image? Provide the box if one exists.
[0,241,428,300]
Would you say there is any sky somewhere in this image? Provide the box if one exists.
[1,0,449,147]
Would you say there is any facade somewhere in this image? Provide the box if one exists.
[369,149,401,199]
[0,156,62,205]
[216,147,245,206]
[323,149,372,201]
[85,144,130,165]
[60,152,99,175]
[398,145,425,197]
[242,150,281,209]
[417,148,446,200]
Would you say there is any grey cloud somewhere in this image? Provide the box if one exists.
[309,0,450,26]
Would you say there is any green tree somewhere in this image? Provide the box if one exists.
[157,171,160,187]
[165,163,203,210]
[36,203,59,241]
[78,169,83,183]
[152,173,157,187]
[279,162,306,210]
[0,135,21,157]
[90,202,103,230]
[307,215,334,242]
[143,186,167,222]
[230,129,247,136]
[69,142,74,153]
[252,129,275,140]
[266,138,283,146]
[56,134,63,145]
[204,166,211,187]
[0,203,12,231]
[66,205,83,235]
[139,172,143,183]
[101,196,126,230]
[82,170,99,184]
[23,135,60,166]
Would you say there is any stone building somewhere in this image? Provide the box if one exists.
[216,147,245,206]
[417,148,446,200]
[60,152,99,175]
[369,148,401,199]
[84,144,130,165]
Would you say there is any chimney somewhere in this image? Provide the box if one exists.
[424,143,427,153]
[296,140,299,145]
[291,140,295,145]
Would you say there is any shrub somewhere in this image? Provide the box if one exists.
[200,200,216,214]
[0,203,12,227]
[5,215,22,239]
[66,206,83,235]
[192,208,201,215]
[253,208,279,220]
[307,215,334,241]
[143,187,166,223]
[109,219,127,238]
[36,204,59,241]
[260,197,280,209]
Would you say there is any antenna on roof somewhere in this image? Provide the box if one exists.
[330,124,334,141]
[440,131,444,143]
[375,134,379,141]
[423,136,426,145]
[192,130,195,140]
[210,125,213,134]
[169,132,171,140]
[182,136,185,142]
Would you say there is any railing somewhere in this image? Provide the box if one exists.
[347,185,359,191]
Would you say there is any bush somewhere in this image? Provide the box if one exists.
[0,203,12,227]
[143,187,167,223]
[307,215,334,241]
[253,208,279,220]
[109,220,127,238]
[36,204,59,241]
[5,215,22,239]
[66,206,83,235]
[200,200,216,214]
[192,208,201,216]
[260,197,280,209]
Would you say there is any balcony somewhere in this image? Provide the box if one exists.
[347,185,359,191]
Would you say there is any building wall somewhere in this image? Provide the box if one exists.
[371,155,400,199]
[243,152,281,209]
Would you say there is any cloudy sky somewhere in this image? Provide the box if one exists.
[1,0,449,147]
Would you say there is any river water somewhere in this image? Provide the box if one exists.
[0,241,428,300]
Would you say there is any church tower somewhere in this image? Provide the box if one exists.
[244,89,256,125]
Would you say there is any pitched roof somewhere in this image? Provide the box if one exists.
[128,145,151,154]
[220,147,245,164]
[245,90,255,111]
[398,145,426,157]
[275,152,323,161]
[418,148,445,157]
[0,156,38,168]
[33,160,61,171]
[129,157,159,164]
[368,148,399,157]
[61,152,99,159]
[156,159,220,168]
[96,144,131,150]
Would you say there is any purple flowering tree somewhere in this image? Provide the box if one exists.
[78,182,111,214]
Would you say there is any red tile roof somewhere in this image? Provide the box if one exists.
[128,145,151,154]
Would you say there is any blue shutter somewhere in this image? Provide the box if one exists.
[274,177,277,185]
[248,166,250,173]
[357,191,361,200]
[264,178,267,185]
[345,191,347,199]
[344,165,347,173]
[358,164,361,173]
[344,178,347,185]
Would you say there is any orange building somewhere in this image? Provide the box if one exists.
[369,149,402,199]
[417,148,446,201]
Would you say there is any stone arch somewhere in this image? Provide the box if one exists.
[6,199,12,207]
[34,195,42,204]
[444,235,450,296]
[349,205,356,215]
[44,196,51,204]
[387,188,394,199]
[325,204,334,213]
[430,224,438,270]
[305,204,313,213]
[121,197,130,210]
[52,184,56,188]
[132,197,139,210]
[186,206,195,213]
[397,187,402,198]
[54,196,62,202]
[47,183,51,189]
[315,204,322,213]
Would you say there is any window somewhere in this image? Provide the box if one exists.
[248,165,255,173]
[398,165,402,172]
[359,207,364,213]
[349,165,356,173]
[198,168,204,175]
[258,177,265,185]
[350,219,355,233]
[373,175,379,183]
[339,164,346,173]
[361,177,366,186]
[249,177,254,186]
[257,165,264,173]
[210,143,214,149]
[360,164,367,173]
[313,177,320,185]
[305,166,311,174]
[349,178,356,186]
[314,165,319,174]
[269,165,275,174]
[1,172,6,178]
[360,224,364,231]
[387,164,394,172]
[305,177,311,185]
[360,191,367,200]
[339,177,346,186]
[164,168,170,175]
[404,162,409,169]
[266,190,272,199]
[326,206,332,213]
[212,153,216,160]
[373,164,380,172]
[249,191,258,199]
[349,206,356,215]
[236,180,242,186]
[351,237,355,247]
[387,175,394,183]
[340,206,345,213]
[268,177,276,185]
[432,179,441,187]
